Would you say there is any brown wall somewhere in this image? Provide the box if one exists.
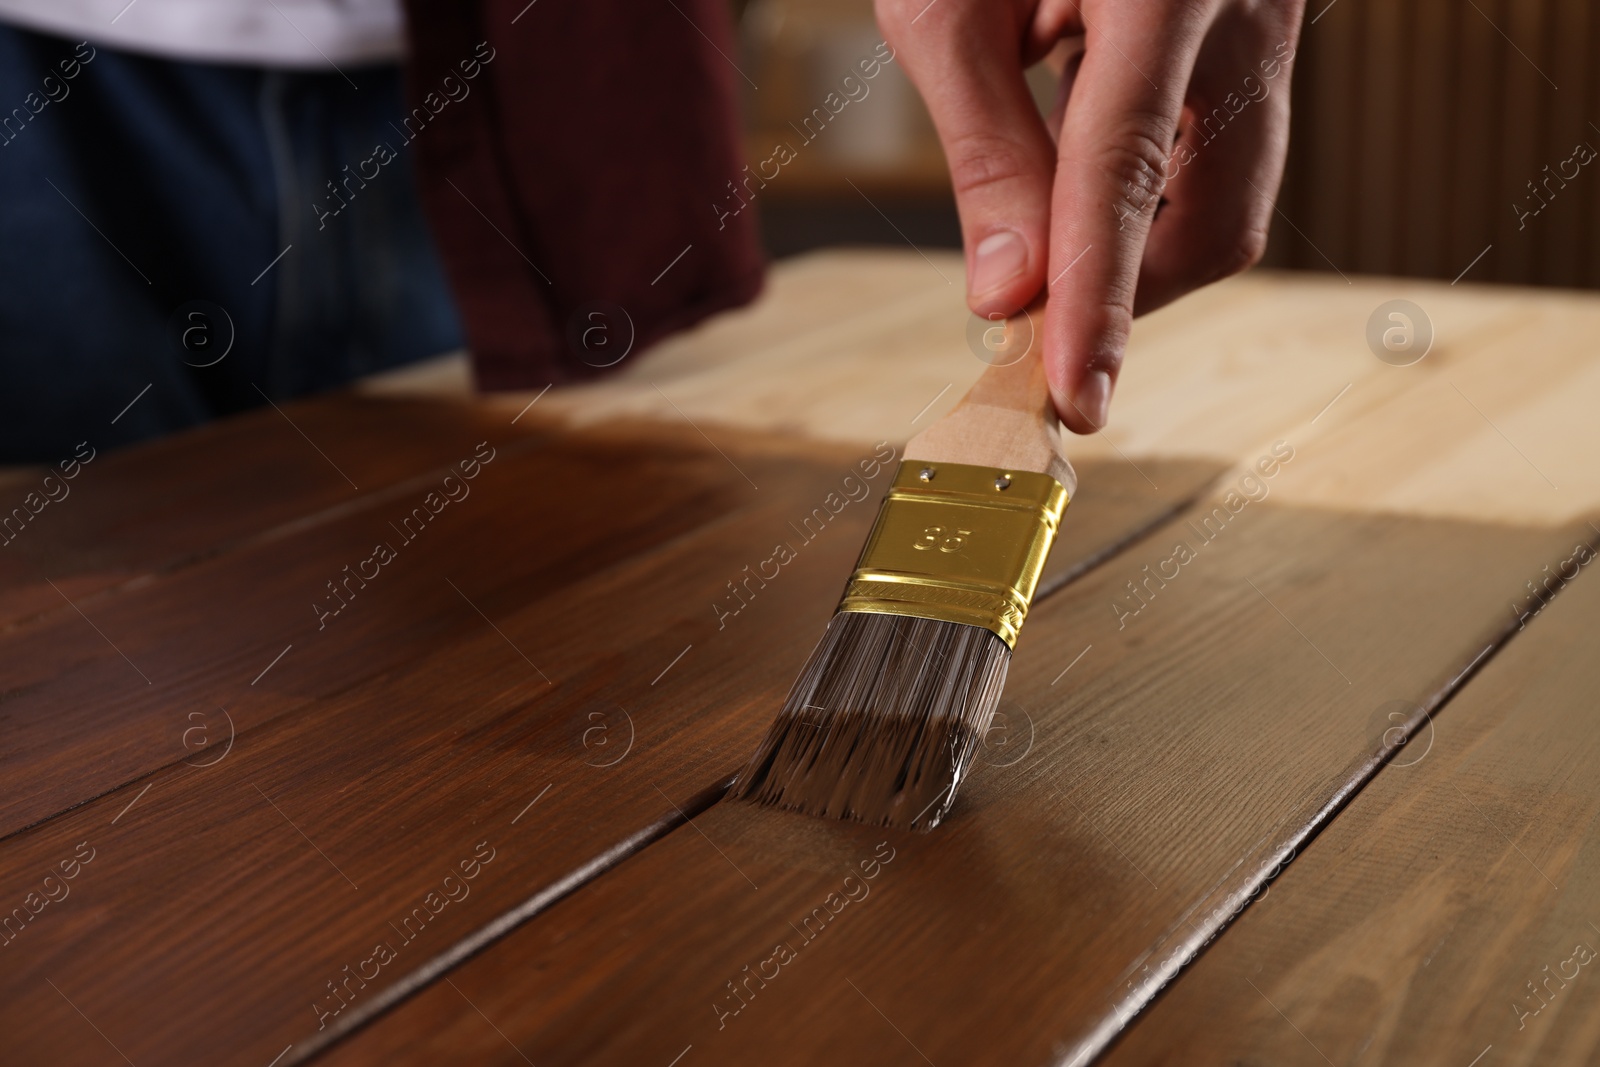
[1267,0,1600,289]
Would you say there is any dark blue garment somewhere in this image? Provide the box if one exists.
[0,24,462,462]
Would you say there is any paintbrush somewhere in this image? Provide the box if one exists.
[731,313,1076,830]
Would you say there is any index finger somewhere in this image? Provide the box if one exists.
[1044,4,1210,433]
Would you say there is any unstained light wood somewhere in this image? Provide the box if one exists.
[904,330,1078,497]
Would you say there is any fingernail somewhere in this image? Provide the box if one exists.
[970,230,1027,300]
[1074,370,1112,429]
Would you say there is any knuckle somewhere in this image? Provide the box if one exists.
[944,132,1046,199]
[1096,116,1174,217]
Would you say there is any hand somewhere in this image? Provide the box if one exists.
[878,0,1306,433]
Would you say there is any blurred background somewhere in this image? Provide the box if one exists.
[735,0,1599,289]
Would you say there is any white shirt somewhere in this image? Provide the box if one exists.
[0,0,406,67]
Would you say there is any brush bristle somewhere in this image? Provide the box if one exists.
[731,611,1010,830]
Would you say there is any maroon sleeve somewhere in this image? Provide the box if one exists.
[400,0,765,388]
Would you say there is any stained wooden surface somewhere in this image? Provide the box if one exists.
[0,431,1210,1066]
[1,426,751,835]
[2,250,1598,1067]
[0,396,536,626]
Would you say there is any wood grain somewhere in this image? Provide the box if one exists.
[310,497,1599,1067]
[305,269,1600,1066]
[4,251,1596,1067]
[520,251,1537,489]
[0,395,537,627]
[0,422,757,836]
[0,432,876,1067]
[0,418,1217,1066]
[904,341,1077,496]
[1100,526,1600,1067]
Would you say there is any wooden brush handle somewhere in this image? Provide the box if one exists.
[905,311,1079,497]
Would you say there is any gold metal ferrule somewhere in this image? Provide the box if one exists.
[837,460,1070,648]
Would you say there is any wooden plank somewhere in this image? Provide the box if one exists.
[1451,0,1504,281]
[1355,0,1405,273]
[298,284,1600,1067]
[1538,0,1591,287]
[1100,527,1600,1067]
[1295,0,1359,273]
[0,394,538,628]
[1403,0,1456,278]
[0,422,1217,1066]
[1494,0,1548,285]
[0,421,808,836]
[1590,0,1600,290]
